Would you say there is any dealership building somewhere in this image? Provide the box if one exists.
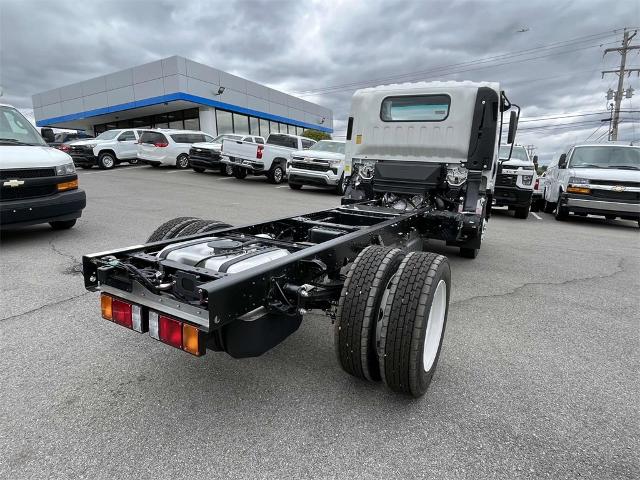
[32,55,332,138]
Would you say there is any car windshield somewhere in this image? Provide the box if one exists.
[569,146,640,169]
[499,145,529,161]
[94,130,120,140]
[309,141,345,154]
[0,106,47,146]
[213,134,243,143]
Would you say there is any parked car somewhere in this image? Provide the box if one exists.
[46,131,94,152]
[542,143,640,225]
[189,134,264,175]
[69,129,141,169]
[286,140,347,194]
[1,104,86,230]
[530,171,546,212]
[221,133,316,183]
[137,129,214,169]
[492,144,536,218]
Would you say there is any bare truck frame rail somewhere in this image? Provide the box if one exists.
[83,200,451,397]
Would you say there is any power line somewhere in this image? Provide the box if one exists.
[292,31,622,97]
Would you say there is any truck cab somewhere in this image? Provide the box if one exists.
[342,81,518,258]
[492,144,536,218]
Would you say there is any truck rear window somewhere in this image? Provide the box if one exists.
[380,94,450,122]
[267,134,298,149]
[140,131,168,144]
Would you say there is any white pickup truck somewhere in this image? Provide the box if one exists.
[221,133,316,184]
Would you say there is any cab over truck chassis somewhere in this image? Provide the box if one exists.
[82,81,517,398]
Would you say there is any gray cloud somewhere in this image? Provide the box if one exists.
[1,0,638,161]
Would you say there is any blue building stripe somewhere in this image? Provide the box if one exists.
[35,92,333,133]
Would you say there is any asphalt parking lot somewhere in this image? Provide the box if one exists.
[1,165,638,480]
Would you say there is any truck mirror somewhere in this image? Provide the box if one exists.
[533,155,538,164]
[507,111,518,144]
[558,153,567,169]
[41,127,55,143]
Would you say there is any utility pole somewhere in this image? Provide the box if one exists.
[524,144,536,158]
[602,28,640,141]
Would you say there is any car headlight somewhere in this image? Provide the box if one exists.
[522,175,533,185]
[85,143,97,149]
[568,176,590,185]
[56,162,76,175]
[327,158,342,166]
[446,165,468,187]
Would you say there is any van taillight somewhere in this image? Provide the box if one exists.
[154,142,169,148]
[534,179,539,189]
[256,145,264,159]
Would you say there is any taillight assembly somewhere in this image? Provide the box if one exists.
[154,142,169,148]
[148,310,205,356]
[59,144,70,152]
[256,145,264,159]
[534,179,539,189]
[101,294,145,332]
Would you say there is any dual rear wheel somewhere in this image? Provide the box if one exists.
[335,246,451,397]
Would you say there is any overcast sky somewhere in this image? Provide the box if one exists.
[1,0,639,162]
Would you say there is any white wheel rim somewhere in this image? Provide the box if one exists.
[178,156,188,168]
[226,165,233,175]
[274,168,282,182]
[103,156,114,168]
[423,279,447,372]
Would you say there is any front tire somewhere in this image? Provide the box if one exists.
[222,164,234,176]
[378,252,451,397]
[543,198,556,213]
[192,167,206,173]
[98,152,116,170]
[459,247,478,258]
[289,182,302,190]
[335,175,347,195]
[514,205,530,219]
[50,219,77,230]
[335,246,405,382]
[555,195,569,221]
[176,154,190,169]
[233,167,247,179]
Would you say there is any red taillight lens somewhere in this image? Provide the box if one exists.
[534,179,539,189]
[256,145,264,159]
[154,142,169,148]
[159,315,182,348]
[112,299,133,329]
[60,144,70,152]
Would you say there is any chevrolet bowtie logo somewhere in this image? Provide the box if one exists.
[3,179,25,188]
[612,185,626,192]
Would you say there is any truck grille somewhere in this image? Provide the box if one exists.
[1,184,58,201]
[189,148,217,160]
[0,168,56,180]
[590,189,640,202]
[291,162,330,172]
[496,174,517,187]
[70,145,93,154]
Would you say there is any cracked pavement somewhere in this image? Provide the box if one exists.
[1,166,639,479]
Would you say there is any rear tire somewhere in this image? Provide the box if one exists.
[192,167,206,173]
[335,175,346,195]
[147,217,199,242]
[175,219,232,237]
[233,167,247,179]
[555,196,569,221]
[459,247,478,259]
[543,199,556,213]
[289,183,302,190]
[128,158,138,165]
[268,164,285,184]
[176,154,190,169]
[50,219,77,230]
[222,164,234,176]
[335,246,406,382]
[378,252,451,397]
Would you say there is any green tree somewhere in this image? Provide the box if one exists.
[301,129,331,141]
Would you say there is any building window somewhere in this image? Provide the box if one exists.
[233,113,250,134]
[216,109,233,134]
[259,118,269,137]
[249,117,259,136]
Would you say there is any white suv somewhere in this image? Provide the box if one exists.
[69,129,141,169]
[137,130,214,168]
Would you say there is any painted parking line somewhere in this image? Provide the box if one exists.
[216,176,235,180]
[79,166,147,175]
[531,212,542,220]
[164,170,187,174]
[275,185,289,189]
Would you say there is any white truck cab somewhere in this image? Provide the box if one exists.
[69,129,141,169]
[543,143,640,224]
[287,140,346,194]
[1,104,86,229]
[492,144,536,218]
[221,133,316,184]
[342,80,519,258]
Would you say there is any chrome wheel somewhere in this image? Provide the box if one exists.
[176,154,189,169]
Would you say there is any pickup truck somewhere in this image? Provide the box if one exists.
[221,133,316,184]
[287,140,347,194]
[492,144,536,219]
[68,129,140,169]
[190,134,264,175]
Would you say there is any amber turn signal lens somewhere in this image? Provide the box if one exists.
[566,186,591,194]
[57,179,79,191]
[101,294,113,321]
[182,323,203,356]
